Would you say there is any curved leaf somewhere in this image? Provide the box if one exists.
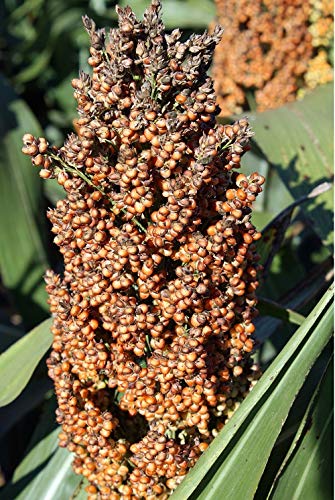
[0,377,52,438]
[250,83,334,250]
[271,359,333,500]
[15,446,80,500]
[255,256,333,345]
[257,182,331,278]
[0,404,81,500]
[258,298,305,326]
[0,427,59,500]
[254,344,333,500]
[0,318,52,407]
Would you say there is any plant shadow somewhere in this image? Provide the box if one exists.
[273,154,333,252]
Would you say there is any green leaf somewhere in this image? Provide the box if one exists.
[257,182,331,277]
[241,149,293,219]
[72,479,90,499]
[10,0,44,22]
[15,448,81,500]
[0,377,52,438]
[44,178,66,205]
[13,427,59,487]
[47,73,77,122]
[258,298,305,326]
[14,8,84,84]
[0,426,57,500]
[15,48,52,84]
[271,359,333,500]
[256,256,333,345]
[0,75,49,325]
[172,285,333,500]
[254,344,332,499]
[0,391,81,500]
[250,83,334,250]
[0,317,52,407]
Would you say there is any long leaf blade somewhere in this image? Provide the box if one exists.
[194,305,333,500]
[0,75,49,325]
[15,446,81,500]
[271,359,333,500]
[0,414,81,500]
[258,298,305,326]
[0,318,52,407]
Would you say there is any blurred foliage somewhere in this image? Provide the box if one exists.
[0,0,333,498]
[0,76,49,328]
[0,0,118,141]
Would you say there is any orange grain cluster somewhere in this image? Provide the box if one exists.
[305,0,334,90]
[213,0,333,115]
[22,2,264,498]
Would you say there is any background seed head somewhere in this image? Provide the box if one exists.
[212,0,333,115]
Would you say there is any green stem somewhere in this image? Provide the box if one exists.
[48,151,146,232]
[145,334,153,354]
[219,138,233,152]
[49,152,108,199]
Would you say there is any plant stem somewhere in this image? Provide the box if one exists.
[48,151,146,232]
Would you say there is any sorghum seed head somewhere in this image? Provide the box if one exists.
[23,1,264,497]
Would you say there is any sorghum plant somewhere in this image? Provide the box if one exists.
[22,1,265,498]
[213,0,334,115]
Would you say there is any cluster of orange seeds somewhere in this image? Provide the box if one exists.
[22,2,264,498]
[212,0,333,115]
[304,0,334,90]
